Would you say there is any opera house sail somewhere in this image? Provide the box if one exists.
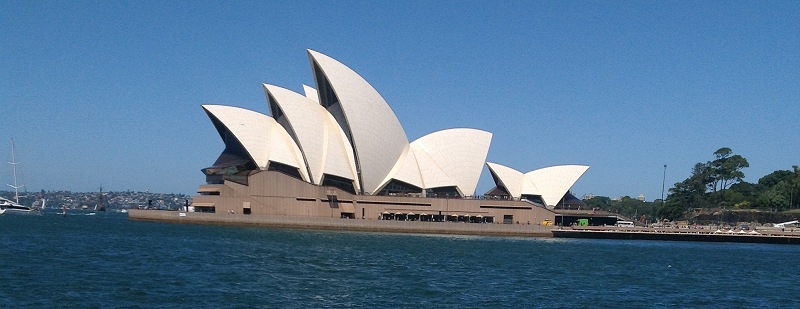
[191,49,589,225]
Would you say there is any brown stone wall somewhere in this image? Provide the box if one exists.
[192,171,556,223]
[129,209,554,237]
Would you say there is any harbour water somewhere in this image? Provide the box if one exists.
[2,212,798,308]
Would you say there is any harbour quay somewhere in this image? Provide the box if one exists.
[129,210,800,244]
[552,226,800,245]
[128,209,554,238]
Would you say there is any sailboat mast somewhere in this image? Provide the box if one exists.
[97,186,106,211]
[7,138,24,204]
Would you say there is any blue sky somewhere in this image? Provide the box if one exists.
[2,1,798,200]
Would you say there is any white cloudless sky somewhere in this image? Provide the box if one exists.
[1,0,798,200]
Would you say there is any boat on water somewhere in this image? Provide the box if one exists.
[0,196,39,215]
[95,186,106,212]
[1,138,41,215]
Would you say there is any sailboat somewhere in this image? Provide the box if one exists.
[95,186,106,212]
[1,138,40,215]
[0,196,35,215]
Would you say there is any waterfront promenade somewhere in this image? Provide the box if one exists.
[128,209,553,237]
[553,226,800,244]
[129,210,800,244]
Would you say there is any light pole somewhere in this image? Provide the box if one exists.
[661,164,667,209]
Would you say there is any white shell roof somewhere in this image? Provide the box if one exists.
[525,165,589,207]
[412,128,491,196]
[308,49,408,195]
[409,143,450,189]
[201,50,588,200]
[202,104,309,182]
[486,162,524,198]
[264,84,359,190]
[381,145,424,189]
[302,84,319,103]
[486,162,588,207]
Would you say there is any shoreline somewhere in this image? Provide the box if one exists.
[127,209,554,237]
[553,226,800,245]
[128,210,800,244]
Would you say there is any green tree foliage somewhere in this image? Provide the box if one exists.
[708,147,749,193]
[584,196,657,222]
[729,182,757,199]
[657,200,686,221]
[659,148,750,219]
[753,167,799,211]
[756,185,789,211]
[758,170,793,188]
[794,166,800,205]
[733,200,750,209]
[584,196,611,209]
[665,163,710,210]
[657,149,799,219]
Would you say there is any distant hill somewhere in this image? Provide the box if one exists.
[0,190,192,211]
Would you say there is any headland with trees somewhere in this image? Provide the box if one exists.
[582,147,799,225]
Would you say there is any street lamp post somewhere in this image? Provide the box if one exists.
[661,164,667,209]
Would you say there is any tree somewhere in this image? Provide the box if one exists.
[729,181,757,197]
[709,147,749,193]
[758,170,793,188]
[584,196,611,210]
[582,195,657,221]
[752,166,800,210]
[733,200,750,209]
[667,163,711,209]
[720,189,746,207]
[664,147,749,212]
[657,199,686,221]
[793,166,800,209]
[756,186,789,211]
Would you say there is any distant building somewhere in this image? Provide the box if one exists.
[192,50,590,224]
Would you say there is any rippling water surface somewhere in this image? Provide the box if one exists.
[2,213,798,308]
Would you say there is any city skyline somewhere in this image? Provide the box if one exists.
[2,1,798,200]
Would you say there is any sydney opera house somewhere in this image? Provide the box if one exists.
[190,50,588,225]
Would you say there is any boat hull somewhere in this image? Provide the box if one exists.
[0,206,41,215]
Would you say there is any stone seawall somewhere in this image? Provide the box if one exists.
[552,228,800,245]
[128,209,554,237]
